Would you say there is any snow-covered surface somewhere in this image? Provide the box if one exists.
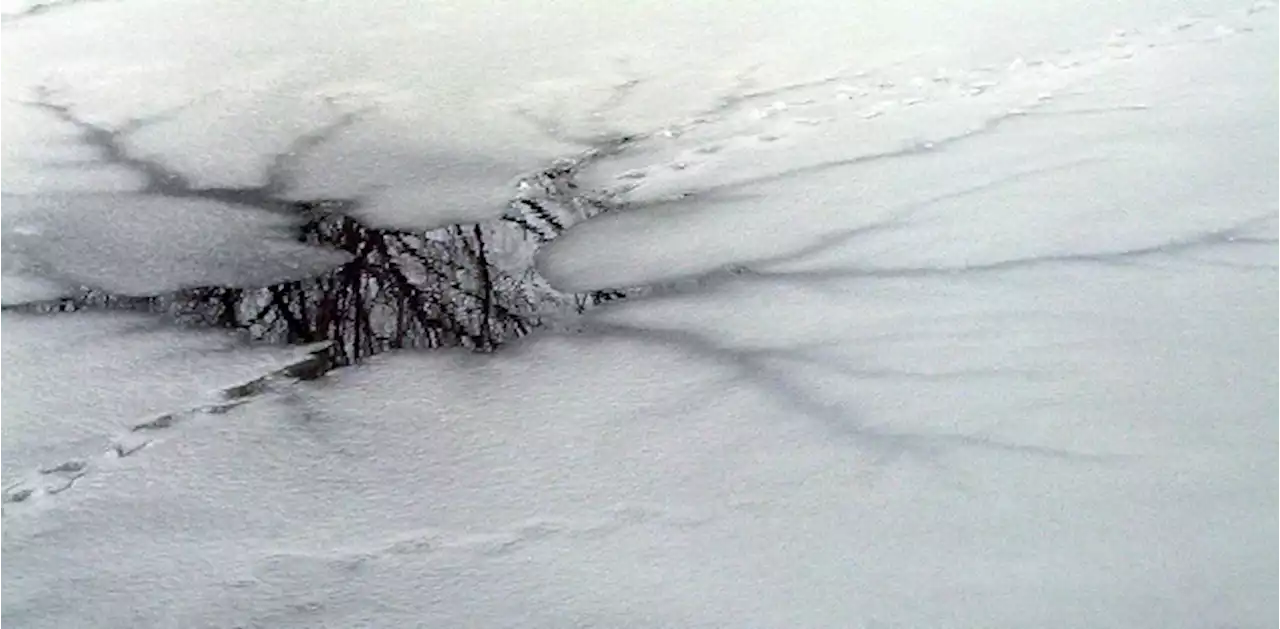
[1,194,351,297]
[2,0,1277,627]
[1,311,332,505]
[0,0,1252,228]
[542,10,1277,290]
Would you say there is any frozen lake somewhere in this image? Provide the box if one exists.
[2,1,1276,627]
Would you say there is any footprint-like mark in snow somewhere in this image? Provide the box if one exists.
[1,343,333,509]
[584,2,1272,200]
[251,501,736,586]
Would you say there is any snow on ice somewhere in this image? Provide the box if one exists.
[1,0,1275,627]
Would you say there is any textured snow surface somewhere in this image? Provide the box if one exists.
[2,0,1277,627]
[541,8,1278,291]
[1,312,333,504]
[1,194,351,297]
[0,0,1252,227]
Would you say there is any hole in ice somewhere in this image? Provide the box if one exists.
[9,162,636,371]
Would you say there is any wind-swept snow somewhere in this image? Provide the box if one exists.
[1,311,333,503]
[2,0,1276,627]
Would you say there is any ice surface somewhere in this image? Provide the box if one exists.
[3,268,1275,626]
[0,274,73,305]
[541,8,1278,290]
[2,0,1277,627]
[1,194,351,296]
[1,0,1247,228]
[1,311,332,500]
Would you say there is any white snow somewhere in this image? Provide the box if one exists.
[1,194,351,296]
[1,311,333,504]
[2,0,1276,627]
[1,0,1249,227]
[541,9,1277,290]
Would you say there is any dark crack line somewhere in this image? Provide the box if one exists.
[573,157,1110,303]
[756,157,1107,267]
[263,108,367,196]
[592,208,1269,295]
[580,320,872,438]
[1,0,110,23]
[749,212,1279,284]
[21,87,361,214]
[513,79,644,148]
[623,105,1072,213]
[1,346,332,509]
[26,86,193,192]
[579,320,1118,463]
